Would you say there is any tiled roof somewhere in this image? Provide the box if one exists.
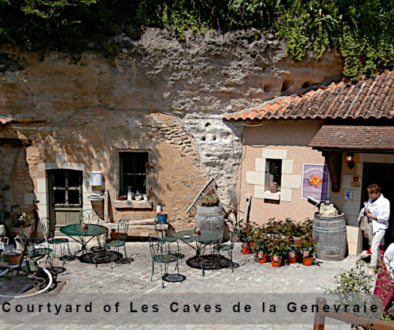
[309,125,394,150]
[224,70,394,121]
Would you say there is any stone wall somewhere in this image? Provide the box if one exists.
[0,28,344,224]
[0,139,34,220]
[18,111,207,227]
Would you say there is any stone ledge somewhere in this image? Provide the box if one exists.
[101,222,168,238]
[102,223,168,231]
[261,191,281,200]
[114,200,153,209]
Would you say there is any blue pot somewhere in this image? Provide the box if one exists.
[157,212,168,224]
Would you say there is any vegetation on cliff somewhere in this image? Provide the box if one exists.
[0,0,392,81]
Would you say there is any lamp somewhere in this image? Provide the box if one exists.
[345,152,354,169]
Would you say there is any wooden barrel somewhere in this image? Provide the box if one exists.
[195,205,224,242]
[312,213,347,261]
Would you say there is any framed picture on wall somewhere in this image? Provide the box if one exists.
[302,164,330,201]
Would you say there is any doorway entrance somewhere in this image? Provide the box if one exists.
[361,162,394,249]
[48,169,83,235]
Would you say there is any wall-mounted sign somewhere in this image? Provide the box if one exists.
[345,189,353,200]
[351,176,361,187]
[302,164,330,200]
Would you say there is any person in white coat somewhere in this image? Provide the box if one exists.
[384,243,394,281]
[358,184,391,276]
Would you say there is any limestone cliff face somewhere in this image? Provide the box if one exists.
[0,28,343,219]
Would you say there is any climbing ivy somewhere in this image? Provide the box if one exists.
[0,0,392,81]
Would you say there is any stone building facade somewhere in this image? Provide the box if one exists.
[0,28,343,231]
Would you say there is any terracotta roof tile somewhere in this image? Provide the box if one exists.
[224,70,394,121]
[309,125,394,150]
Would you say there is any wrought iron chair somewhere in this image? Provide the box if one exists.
[38,217,70,266]
[105,218,130,268]
[82,210,109,252]
[148,235,184,288]
[79,210,92,224]
[213,223,238,272]
[154,214,184,260]
[18,228,54,269]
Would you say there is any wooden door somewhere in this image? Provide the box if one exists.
[48,170,82,234]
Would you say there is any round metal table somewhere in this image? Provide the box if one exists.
[60,224,110,264]
[171,230,222,276]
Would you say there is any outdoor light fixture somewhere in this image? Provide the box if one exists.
[345,152,355,169]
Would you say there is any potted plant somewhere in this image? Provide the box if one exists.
[251,235,268,263]
[6,211,33,239]
[291,221,304,246]
[288,244,298,264]
[301,218,313,240]
[5,250,23,265]
[267,235,288,267]
[301,238,316,266]
[237,223,255,254]
[200,194,219,207]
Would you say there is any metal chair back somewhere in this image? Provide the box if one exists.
[113,218,129,241]
[79,210,91,224]
[39,217,50,242]
[148,235,159,257]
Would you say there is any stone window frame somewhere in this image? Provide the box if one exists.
[34,156,89,219]
[118,150,149,198]
[246,148,301,203]
[265,158,282,192]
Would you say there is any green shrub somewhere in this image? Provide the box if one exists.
[0,1,392,81]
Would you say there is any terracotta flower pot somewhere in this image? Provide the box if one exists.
[257,252,267,263]
[271,255,282,267]
[303,256,313,266]
[293,236,303,246]
[6,251,22,265]
[242,243,251,254]
[288,252,297,264]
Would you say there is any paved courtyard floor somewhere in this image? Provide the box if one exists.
[0,241,376,329]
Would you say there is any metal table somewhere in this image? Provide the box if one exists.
[59,224,118,265]
[171,230,221,276]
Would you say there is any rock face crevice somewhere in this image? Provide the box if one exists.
[0,28,343,210]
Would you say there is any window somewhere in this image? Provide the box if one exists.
[49,170,82,207]
[119,152,148,196]
[266,159,282,191]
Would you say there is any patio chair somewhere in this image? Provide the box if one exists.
[105,218,130,268]
[83,211,109,252]
[148,235,184,288]
[38,217,70,265]
[154,215,184,260]
[213,223,238,272]
[19,228,54,269]
[79,210,92,224]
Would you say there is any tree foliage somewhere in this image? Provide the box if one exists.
[0,0,392,81]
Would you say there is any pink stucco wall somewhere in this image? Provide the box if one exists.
[239,120,326,224]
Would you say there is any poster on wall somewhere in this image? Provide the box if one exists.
[302,164,330,201]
